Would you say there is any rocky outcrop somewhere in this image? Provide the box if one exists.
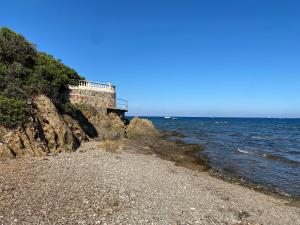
[126,118,159,138]
[0,142,16,159]
[0,95,89,159]
[78,105,126,140]
[0,96,160,159]
[63,114,89,143]
[34,95,84,153]
[0,118,49,158]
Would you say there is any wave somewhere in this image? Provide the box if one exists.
[264,154,300,165]
[237,148,255,155]
[230,132,242,137]
[251,136,273,140]
[288,150,300,155]
[215,121,229,124]
[236,148,300,165]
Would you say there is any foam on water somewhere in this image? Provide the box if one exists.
[215,121,229,124]
[237,147,254,155]
[251,136,273,140]
[139,117,300,198]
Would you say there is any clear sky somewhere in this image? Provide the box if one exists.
[1,0,299,118]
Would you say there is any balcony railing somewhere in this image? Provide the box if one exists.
[116,99,128,111]
[69,80,116,93]
[69,80,128,111]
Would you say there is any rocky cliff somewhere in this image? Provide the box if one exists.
[0,95,157,159]
[0,95,89,158]
[76,104,126,140]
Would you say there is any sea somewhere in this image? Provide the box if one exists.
[136,117,300,198]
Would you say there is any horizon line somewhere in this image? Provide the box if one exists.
[127,115,300,119]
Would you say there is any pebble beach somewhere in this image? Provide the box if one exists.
[1,141,299,225]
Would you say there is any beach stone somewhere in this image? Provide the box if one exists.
[0,146,299,225]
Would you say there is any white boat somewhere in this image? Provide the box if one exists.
[164,116,171,119]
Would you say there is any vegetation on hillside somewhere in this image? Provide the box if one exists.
[0,27,83,128]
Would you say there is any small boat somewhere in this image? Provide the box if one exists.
[164,116,171,119]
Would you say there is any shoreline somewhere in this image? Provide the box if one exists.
[1,141,299,224]
[154,130,300,206]
[1,127,299,206]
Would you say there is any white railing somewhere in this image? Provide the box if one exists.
[116,99,128,111]
[69,80,116,93]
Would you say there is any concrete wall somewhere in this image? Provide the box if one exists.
[69,89,116,110]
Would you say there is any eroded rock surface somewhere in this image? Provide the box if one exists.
[126,117,159,138]
[78,105,126,140]
[0,95,89,159]
[0,96,160,159]
[0,119,49,158]
[34,95,82,153]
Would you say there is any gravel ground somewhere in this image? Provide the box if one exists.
[0,142,299,225]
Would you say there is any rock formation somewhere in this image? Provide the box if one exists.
[0,95,88,159]
[77,104,126,140]
[126,117,159,138]
[0,95,159,159]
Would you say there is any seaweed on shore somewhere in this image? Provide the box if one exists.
[122,130,300,207]
[123,132,209,172]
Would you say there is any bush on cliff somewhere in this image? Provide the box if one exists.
[0,27,83,128]
[0,96,28,128]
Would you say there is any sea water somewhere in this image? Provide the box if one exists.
[137,117,300,198]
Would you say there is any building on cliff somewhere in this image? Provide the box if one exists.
[69,80,128,118]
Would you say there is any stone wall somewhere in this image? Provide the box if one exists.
[69,89,116,110]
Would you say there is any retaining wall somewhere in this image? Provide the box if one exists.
[69,89,116,110]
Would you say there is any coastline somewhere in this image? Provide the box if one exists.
[159,130,300,206]
[141,116,300,201]
[1,140,299,224]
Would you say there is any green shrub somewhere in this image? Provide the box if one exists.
[0,96,28,128]
[0,27,84,128]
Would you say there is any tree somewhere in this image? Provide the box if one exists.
[0,27,37,98]
[0,27,83,128]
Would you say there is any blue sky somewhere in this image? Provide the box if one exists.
[1,0,300,117]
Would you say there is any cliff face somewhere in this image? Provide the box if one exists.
[76,105,126,140]
[0,95,89,159]
[0,95,157,159]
